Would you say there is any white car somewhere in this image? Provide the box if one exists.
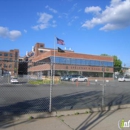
[10,78,19,84]
[71,76,88,82]
[118,75,130,82]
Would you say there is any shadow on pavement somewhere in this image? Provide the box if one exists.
[0,90,130,129]
[74,93,127,130]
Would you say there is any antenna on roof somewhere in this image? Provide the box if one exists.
[32,46,34,52]
[26,51,29,57]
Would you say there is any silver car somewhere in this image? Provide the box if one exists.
[10,78,19,84]
[71,75,88,82]
[118,75,130,82]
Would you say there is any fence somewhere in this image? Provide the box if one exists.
[0,60,130,124]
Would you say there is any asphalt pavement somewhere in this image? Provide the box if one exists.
[0,78,130,127]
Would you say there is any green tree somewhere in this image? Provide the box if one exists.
[113,55,122,72]
[100,54,109,56]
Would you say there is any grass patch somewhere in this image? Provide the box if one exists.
[75,112,79,115]
[58,115,64,117]
[85,111,89,114]
[29,80,45,85]
[29,79,60,85]
[29,116,34,120]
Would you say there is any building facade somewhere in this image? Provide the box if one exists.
[0,49,19,76]
[27,43,114,80]
[18,56,28,75]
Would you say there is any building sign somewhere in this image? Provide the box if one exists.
[70,66,101,71]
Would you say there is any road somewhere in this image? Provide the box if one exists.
[0,79,130,119]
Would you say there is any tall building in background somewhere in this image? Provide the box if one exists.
[0,49,19,76]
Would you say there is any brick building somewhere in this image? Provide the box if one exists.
[0,49,19,76]
[27,43,114,79]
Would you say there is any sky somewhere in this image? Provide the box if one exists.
[0,0,130,67]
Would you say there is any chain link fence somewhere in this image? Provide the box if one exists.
[0,61,130,124]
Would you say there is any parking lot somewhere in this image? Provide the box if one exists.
[0,78,130,117]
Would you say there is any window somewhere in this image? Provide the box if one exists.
[4,53,8,56]
[86,60,90,65]
[4,64,7,68]
[76,59,81,65]
[81,59,86,65]
[103,61,108,67]
[107,62,113,67]
[60,58,66,64]
[71,59,75,65]
[40,50,43,53]
[10,58,13,61]
[100,61,104,66]
[66,58,70,64]
[9,64,12,68]
[4,58,8,61]
[15,52,18,58]
[95,61,100,66]
[55,57,60,63]
[91,60,95,66]
[0,53,2,56]
[10,53,13,57]
[50,56,114,67]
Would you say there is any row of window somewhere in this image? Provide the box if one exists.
[0,58,13,61]
[0,64,12,68]
[50,56,113,67]
[0,53,13,57]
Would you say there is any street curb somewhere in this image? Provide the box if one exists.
[11,104,130,122]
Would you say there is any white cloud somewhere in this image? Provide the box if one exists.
[71,3,77,11]
[0,26,21,41]
[52,20,56,24]
[111,0,121,6]
[9,30,21,41]
[68,16,79,26]
[45,5,57,13]
[24,29,27,33]
[78,9,82,12]
[37,12,53,23]
[32,13,54,30]
[85,6,101,14]
[68,3,78,13]
[82,0,130,31]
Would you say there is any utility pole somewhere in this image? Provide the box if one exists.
[49,62,53,112]
[102,65,105,110]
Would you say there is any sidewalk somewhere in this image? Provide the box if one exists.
[0,107,130,130]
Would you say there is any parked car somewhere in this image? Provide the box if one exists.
[10,78,19,84]
[60,76,66,81]
[70,75,88,82]
[118,75,130,82]
[64,75,73,81]
[61,75,79,81]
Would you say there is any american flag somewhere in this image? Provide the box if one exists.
[56,37,65,45]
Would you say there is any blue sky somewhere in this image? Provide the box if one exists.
[0,0,130,67]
